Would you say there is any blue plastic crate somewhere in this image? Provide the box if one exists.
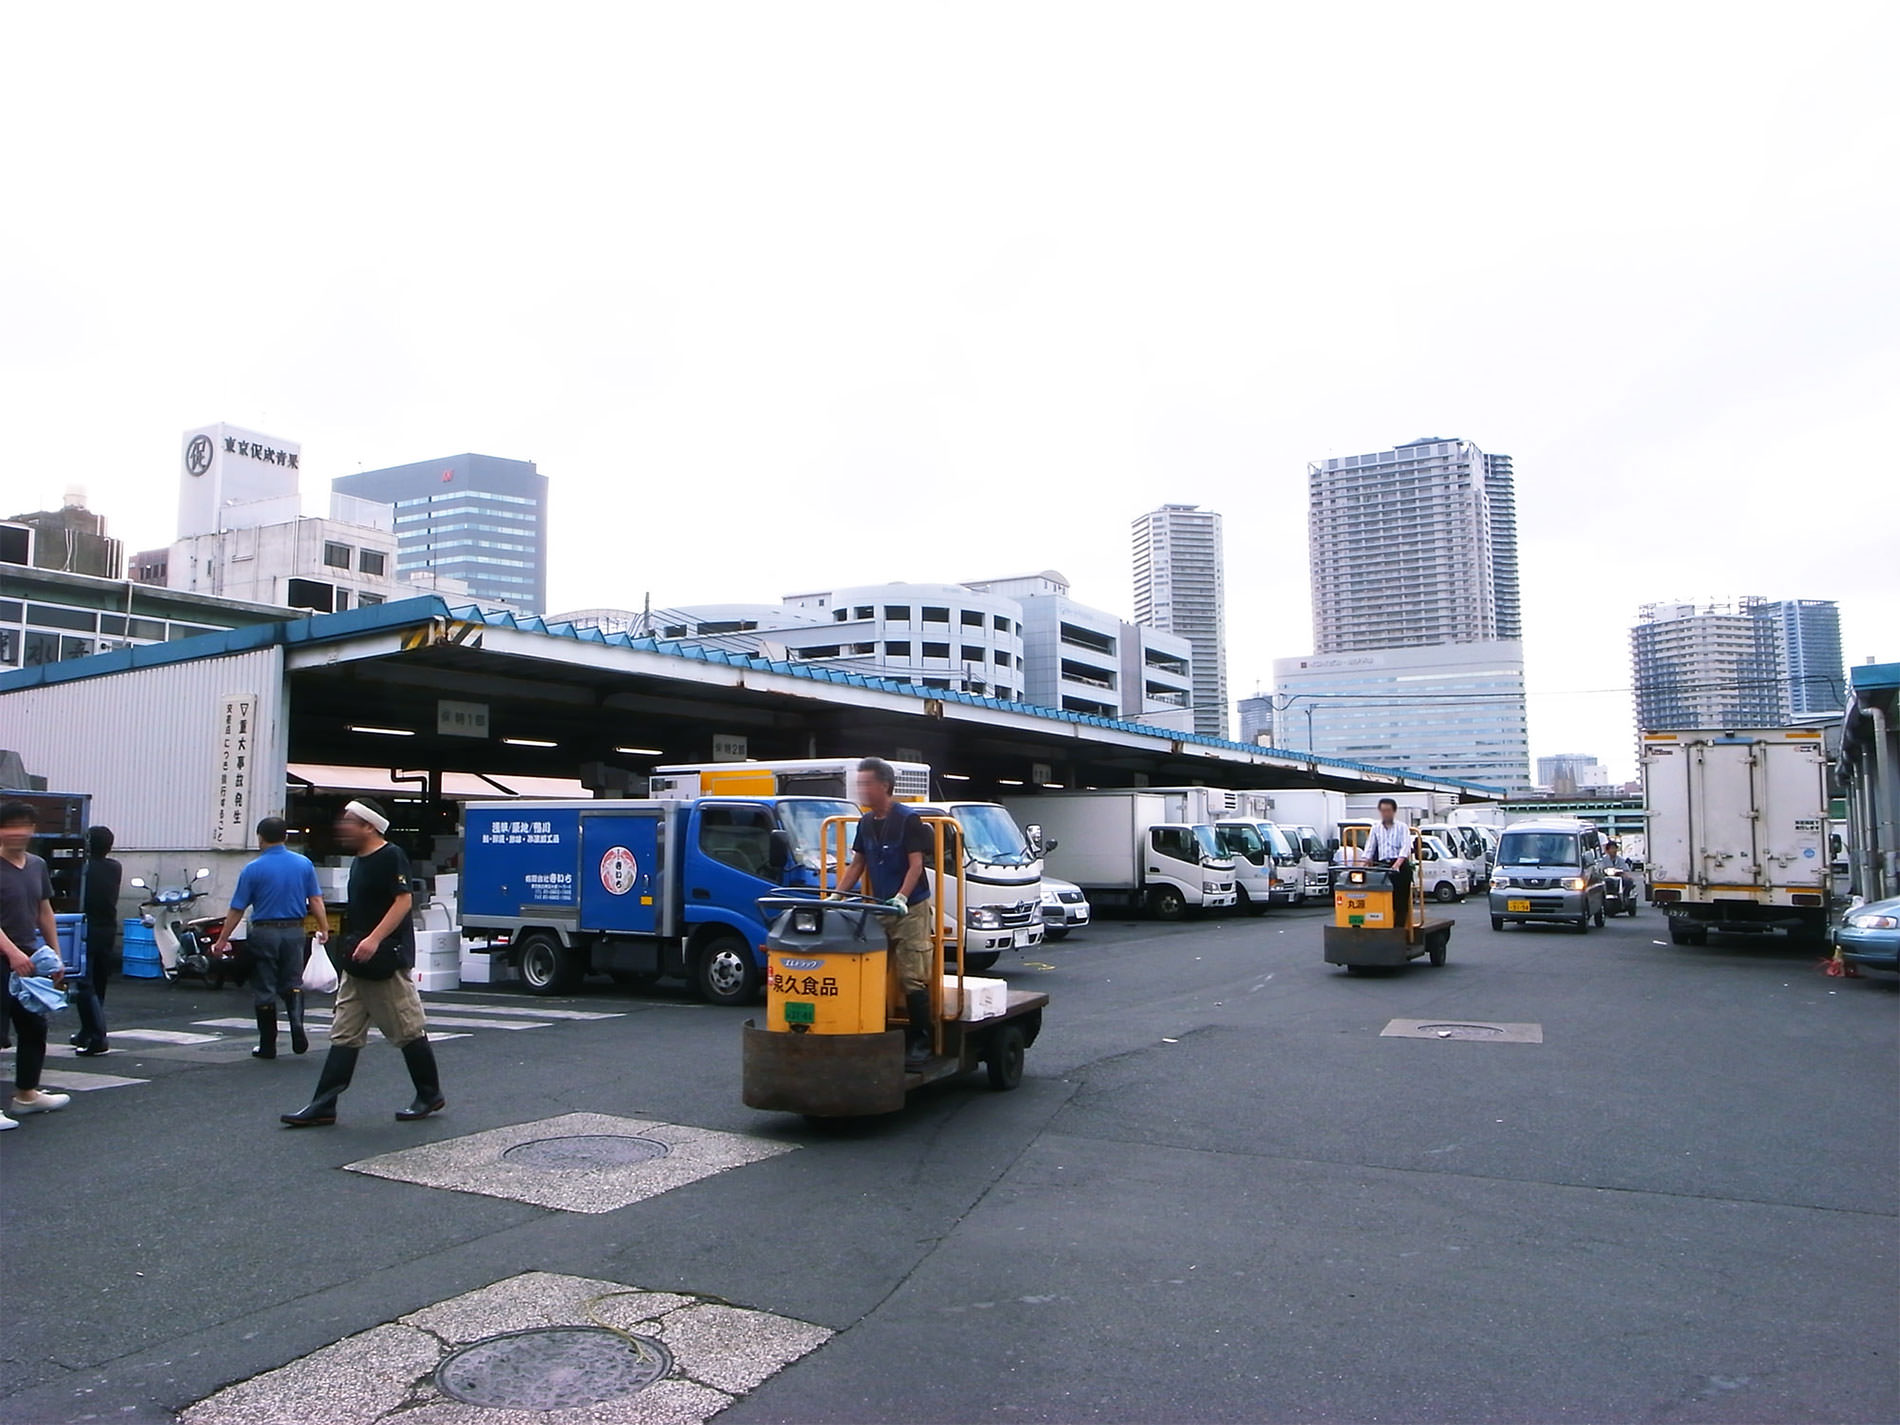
[122,920,164,979]
[56,913,87,975]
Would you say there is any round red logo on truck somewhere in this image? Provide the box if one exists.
[599,846,639,896]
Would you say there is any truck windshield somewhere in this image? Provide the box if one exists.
[1299,829,1326,860]
[1261,824,1297,859]
[775,798,858,870]
[1497,831,1579,866]
[1217,823,1266,863]
[1192,825,1227,862]
[952,804,1034,866]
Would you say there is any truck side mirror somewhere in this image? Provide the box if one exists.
[768,830,792,876]
[1025,824,1044,856]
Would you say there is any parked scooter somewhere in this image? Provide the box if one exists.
[130,868,248,987]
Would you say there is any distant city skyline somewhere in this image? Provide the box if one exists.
[1133,504,1228,739]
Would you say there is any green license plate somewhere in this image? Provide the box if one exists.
[783,1001,815,1025]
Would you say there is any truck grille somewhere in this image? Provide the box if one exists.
[1000,902,1039,927]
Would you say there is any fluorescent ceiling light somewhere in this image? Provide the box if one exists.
[997,778,1025,786]
[1042,782,1065,789]
[940,773,971,782]
[502,737,558,748]
[614,746,664,756]
[348,725,413,737]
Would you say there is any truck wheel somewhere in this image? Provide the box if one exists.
[1042,925,1069,942]
[1434,881,1458,904]
[694,934,761,1006]
[517,933,582,996]
[1668,920,1707,946]
[1575,915,1591,934]
[1490,915,1505,932]
[985,1024,1026,1090]
[960,950,1002,974]
[1148,887,1185,921]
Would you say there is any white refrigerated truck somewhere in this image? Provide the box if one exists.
[1002,789,1238,919]
[1640,726,1833,945]
[1259,789,1347,897]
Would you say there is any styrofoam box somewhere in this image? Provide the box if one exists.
[942,974,1008,1022]
[413,966,461,993]
[459,950,517,985]
[412,930,462,959]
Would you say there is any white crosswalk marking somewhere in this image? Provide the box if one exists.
[413,1001,626,1021]
[34,1068,149,1091]
[187,1017,473,1042]
[110,1029,224,1045]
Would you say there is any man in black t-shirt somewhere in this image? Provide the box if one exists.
[281,799,445,1128]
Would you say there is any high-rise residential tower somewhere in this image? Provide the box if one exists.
[1761,598,1845,717]
[332,454,547,613]
[1132,504,1227,738]
[1307,437,1519,652]
[1630,599,1781,730]
[1281,437,1531,790]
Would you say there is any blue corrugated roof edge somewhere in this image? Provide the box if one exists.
[0,595,1505,795]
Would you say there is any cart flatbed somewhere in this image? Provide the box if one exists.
[744,989,1049,1116]
[1323,916,1454,971]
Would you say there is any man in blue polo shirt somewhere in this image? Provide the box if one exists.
[213,817,329,1060]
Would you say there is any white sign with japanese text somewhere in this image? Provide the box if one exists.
[211,692,259,846]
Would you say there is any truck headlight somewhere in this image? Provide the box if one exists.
[1203,881,1223,894]
[966,907,1002,930]
[1491,874,1511,889]
[1563,878,1587,892]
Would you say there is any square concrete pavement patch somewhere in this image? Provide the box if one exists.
[1381,1017,1544,1043]
[179,1270,832,1425]
[342,1111,797,1213]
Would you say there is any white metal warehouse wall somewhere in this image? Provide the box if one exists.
[2,647,287,851]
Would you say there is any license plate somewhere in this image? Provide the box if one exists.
[1015,927,1038,947]
[1507,899,1531,912]
[783,1001,815,1026]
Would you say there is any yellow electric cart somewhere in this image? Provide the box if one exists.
[741,815,1049,1117]
[1323,825,1453,974]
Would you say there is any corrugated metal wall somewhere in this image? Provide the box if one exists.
[2,647,286,851]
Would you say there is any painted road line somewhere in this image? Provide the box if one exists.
[110,1029,225,1045]
[33,1068,150,1091]
[188,1018,472,1043]
[410,1001,627,1021]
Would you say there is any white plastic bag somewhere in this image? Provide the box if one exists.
[301,936,339,994]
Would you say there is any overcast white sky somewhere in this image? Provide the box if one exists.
[6,1,1894,780]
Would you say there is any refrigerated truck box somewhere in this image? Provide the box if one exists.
[1641,726,1831,943]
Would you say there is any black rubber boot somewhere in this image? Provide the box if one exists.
[280,1046,358,1127]
[395,1038,446,1120]
[904,990,934,1067]
[252,1004,278,1059]
[281,989,309,1055]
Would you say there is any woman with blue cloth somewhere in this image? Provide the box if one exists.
[0,800,75,1131]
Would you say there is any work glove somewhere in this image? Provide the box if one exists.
[886,895,909,913]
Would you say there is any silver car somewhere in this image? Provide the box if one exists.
[1040,876,1092,939]
[1489,819,1608,932]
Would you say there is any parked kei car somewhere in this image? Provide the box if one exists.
[1835,896,1900,974]
[1040,876,1092,940]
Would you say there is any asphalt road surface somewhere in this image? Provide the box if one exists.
[2,903,1895,1424]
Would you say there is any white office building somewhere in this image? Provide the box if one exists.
[964,571,1194,729]
[1630,598,1783,730]
[555,573,1195,728]
[1273,641,1532,792]
[1132,504,1227,738]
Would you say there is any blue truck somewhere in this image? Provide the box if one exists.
[460,795,855,1004]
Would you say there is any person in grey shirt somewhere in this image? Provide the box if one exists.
[0,800,74,1128]
[212,816,330,1060]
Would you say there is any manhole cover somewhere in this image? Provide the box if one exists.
[501,1135,672,1169]
[1417,1023,1506,1040]
[435,1326,672,1410]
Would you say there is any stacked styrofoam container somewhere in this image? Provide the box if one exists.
[318,864,351,902]
[411,928,462,993]
[459,938,517,986]
[941,975,1009,1022]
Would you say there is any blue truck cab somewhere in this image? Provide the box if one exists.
[460,795,855,1004]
